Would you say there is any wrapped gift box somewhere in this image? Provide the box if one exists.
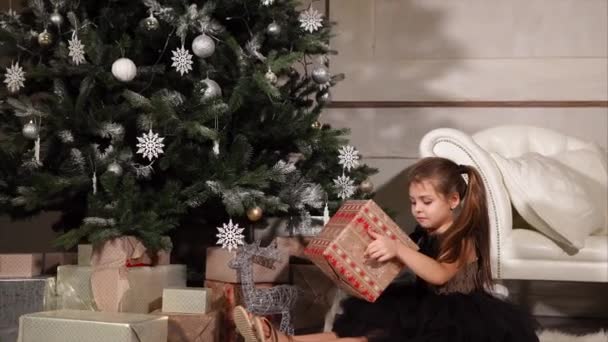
[78,240,171,267]
[0,254,43,278]
[17,310,168,342]
[204,280,273,342]
[78,244,93,266]
[0,277,55,331]
[152,310,220,342]
[57,265,186,313]
[162,287,211,314]
[304,200,418,302]
[291,265,337,332]
[205,247,289,284]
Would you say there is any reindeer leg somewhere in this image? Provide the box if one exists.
[279,310,294,336]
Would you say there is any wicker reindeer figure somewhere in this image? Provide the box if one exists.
[228,240,299,335]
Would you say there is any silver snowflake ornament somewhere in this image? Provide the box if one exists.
[261,0,274,5]
[333,174,356,200]
[171,45,193,76]
[299,5,323,33]
[136,129,165,161]
[216,219,245,252]
[4,61,25,93]
[338,145,360,171]
[68,34,86,65]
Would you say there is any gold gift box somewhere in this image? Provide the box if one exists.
[18,309,168,342]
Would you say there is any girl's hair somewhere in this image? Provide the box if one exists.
[407,157,492,289]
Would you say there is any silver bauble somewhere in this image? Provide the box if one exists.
[38,29,53,47]
[360,179,374,193]
[143,14,159,31]
[111,58,137,82]
[200,78,222,100]
[191,34,215,58]
[311,66,330,84]
[22,121,38,139]
[265,69,278,85]
[50,10,64,26]
[107,162,123,176]
[318,91,332,105]
[266,22,282,37]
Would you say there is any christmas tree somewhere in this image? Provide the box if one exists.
[0,0,377,253]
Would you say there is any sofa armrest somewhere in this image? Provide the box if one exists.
[419,128,512,279]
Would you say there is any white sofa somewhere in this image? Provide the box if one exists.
[419,126,608,282]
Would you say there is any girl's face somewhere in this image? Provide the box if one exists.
[409,180,459,235]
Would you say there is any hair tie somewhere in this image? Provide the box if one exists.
[458,164,468,174]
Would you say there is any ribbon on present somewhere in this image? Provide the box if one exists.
[90,236,149,312]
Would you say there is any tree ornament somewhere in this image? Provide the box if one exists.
[111,58,137,82]
[333,174,355,200]
[265,68,278,85]
[68,33,86,65]
[216,219,245,252]
[4,61,25,93]
[338,145,360,172]
[299,4,323,33]
[200,78,222,100]
[136,129,165,161]
[311,121,322,129]
[142,14,159,31]
[261,0,275,5]
[22,120,38,139]
[38,29,53,47]
[247,206,263,222]
[266,22,281,37]
[317,91,331,105]
[171,45,193,75]
[311,66,330,84]
[50,9,64,27]
[359,179,374,193]
[191,34,215,58]
[107,162,123,176]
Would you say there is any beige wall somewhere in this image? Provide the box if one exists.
[323,0,608,228]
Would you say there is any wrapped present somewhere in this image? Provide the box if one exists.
[90,236,171,311]
[0,254,43,278]
[162,287,211,314]
[152,310,220,342]
[57,265,186,313]
[78,244,93,266]
[17,309,168,342]
[205,247,289,284]
[291,265,337,332]
[0,277,55,331]
[204,280,273,342]
[304,200,418,302]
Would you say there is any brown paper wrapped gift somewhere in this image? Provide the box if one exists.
[17,309,168,342]
[205,246,289,284]
[304,200,418,302]
[204,280,273,342]
[90,236,172,311]
[152,310,220,342]
[0,254,43,278]
[291,265,338,331]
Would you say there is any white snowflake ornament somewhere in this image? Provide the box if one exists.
[136,129,165,161]
[216,219,245,252]
[4,61,25,93]
[261,0,274,5]
[299,5,323,33]
[68,33,86,65]
[338,145,360,171]
[333,174,356,200]
[171,45,193,76]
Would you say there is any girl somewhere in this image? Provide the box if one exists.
[233,157,540,342]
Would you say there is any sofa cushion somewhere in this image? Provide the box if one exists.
[491,151,607,251]
[508,229,608,262]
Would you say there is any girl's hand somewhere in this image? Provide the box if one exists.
[364,229,398,262]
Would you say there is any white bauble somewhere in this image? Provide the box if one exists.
[200,78,222,100]
[111,58,137,82]
[191,34,215,58]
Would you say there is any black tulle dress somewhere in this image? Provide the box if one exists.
[332,227,540,342]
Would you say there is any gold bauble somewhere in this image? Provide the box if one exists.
[38,29,53,46]
[311,121,322,129]
[247,206,263,221]
[360,179,374,193]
